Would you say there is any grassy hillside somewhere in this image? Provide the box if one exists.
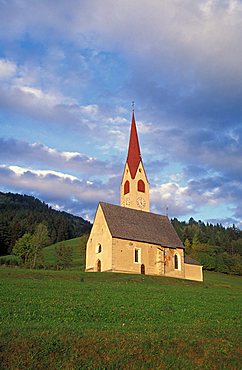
[43,234,88,270]
[0,267,241,369]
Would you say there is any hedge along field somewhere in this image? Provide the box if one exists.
[0,268,242,369]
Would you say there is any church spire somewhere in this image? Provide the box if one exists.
[126,111,142,179]
[120,110,150,212]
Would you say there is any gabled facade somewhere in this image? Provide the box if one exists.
[86,112,203,282]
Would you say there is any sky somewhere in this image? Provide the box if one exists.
[0,0,242,227]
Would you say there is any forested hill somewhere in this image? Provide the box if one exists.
[0,192,91,255]
[171,217,242,275]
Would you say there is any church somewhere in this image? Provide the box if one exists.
[85,112,203,282]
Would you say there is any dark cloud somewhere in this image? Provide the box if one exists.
[146,159,169,173]
[145,125,242,182]
[182,165,209,178]
[0,137,117,177]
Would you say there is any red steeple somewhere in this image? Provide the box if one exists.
[126,111,142,179]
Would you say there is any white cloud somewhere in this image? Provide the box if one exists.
[17,86,59,105]
[8,165,78,181]
[151,182,191,216]
[15,85,77,106]
[80,104,99,115]
[136,120,154,134]
[0,59,16,80]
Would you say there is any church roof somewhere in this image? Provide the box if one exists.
[184,256,201,266]
[100,202,184,249]
[126,112,142,179]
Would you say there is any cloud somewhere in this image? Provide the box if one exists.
[0,1,242,226]
[144,125,242,182]
[151,183,192,217]
[0,138,118,178]
[0,84,90,127]
[0,56,129,145]
[0,165,116,219]
[8,166,78,181]
[2,2,242,129]
[0,59,16,79]
[1,156,242,225]
[0,56,103,128]
[150,173,242,224]
[2,1,242,83]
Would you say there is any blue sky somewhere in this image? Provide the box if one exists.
[0,0,242,226]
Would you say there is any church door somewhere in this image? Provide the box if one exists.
[97,260,101,272]
[141,264,145,275]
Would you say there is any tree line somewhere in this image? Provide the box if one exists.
[0,192,91,256]
[1,192,241,275]
[171,217,242,275]
[0,222,73,270]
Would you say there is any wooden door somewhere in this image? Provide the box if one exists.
[97,260,101,272]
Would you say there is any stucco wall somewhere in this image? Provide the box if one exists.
[164,248,185,279]
[185,263,203,281]
[85,205,112,272]
[112,238,160,275]
[112,238,186,279]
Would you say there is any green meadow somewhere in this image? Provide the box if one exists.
[0,237,242,369]
[43,234,88,270]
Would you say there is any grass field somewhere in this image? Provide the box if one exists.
[0,237,242,369]
[43,234,88,270]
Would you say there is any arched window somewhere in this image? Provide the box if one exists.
[174,254,179,270]
[97,243,102,253]
[138,179,145,192]
[124,180,130,194]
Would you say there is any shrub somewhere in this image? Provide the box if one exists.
[0,255,20,266]
[55,244,73,269]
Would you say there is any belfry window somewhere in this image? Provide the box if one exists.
[138,179,145,192]
[97,243,102,253]
[124,180,130,194]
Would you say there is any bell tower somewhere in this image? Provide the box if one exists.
[120,111,150,212]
